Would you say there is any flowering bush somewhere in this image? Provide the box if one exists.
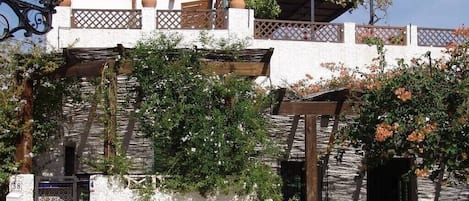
[131,33,282,200]
[285,27,469,196]
[0,39,75,198]
[342,27,469,186]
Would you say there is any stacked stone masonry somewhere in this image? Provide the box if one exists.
[33,79,468,200]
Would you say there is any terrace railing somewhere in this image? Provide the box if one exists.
[72,9,142,29]
[355,25,406,45]
[156,9,228,30]
[254,19,344,43]
[418,27,467,47]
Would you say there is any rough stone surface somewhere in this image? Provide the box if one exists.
[267,115,469,201]
[31,79,468,200]
[35,76,153,175]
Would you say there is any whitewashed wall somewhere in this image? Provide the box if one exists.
[6,174,34,201]
[47,6,447,86]
[89,175,255,201]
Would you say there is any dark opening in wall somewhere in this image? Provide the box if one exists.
[64,145,76,176]
[281,161,306,201]
[367,158,417,201]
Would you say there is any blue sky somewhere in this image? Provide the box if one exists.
[333,0,468,29]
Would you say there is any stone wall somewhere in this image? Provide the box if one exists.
[29,77,468,200]
[34,76,153,176]
[267,115,469,201]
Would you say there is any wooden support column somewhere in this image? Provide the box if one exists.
[15,78,34,173]
[305,115,318,201]
[104,64,118,161]
[310,0,315,22]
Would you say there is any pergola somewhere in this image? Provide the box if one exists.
[272,88,356,201]
[15,45,274,174]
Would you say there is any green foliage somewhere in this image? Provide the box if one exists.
[86,62,131,176]
[340,32,469,184]
[89,149,130,175]
[131,33,282,200]
[0,44,21,199]
[0,39,73,198]
[245,0,281,19]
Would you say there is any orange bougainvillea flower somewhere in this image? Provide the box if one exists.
[415,168,430,177]
[395,87,412,102]
[454,26,469,37]
[407,123,437,143]
[365,81,381,90]
[375,123,394,142]
[422,123,437,134]
[407,130,425,142]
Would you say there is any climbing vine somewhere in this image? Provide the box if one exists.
[0,39,80,198]
[131,33,282,200]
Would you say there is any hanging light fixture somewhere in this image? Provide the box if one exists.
[0,0,61,41]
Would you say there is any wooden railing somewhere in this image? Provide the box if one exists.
[418,27,467,47]
[254,19,344,42]
[122,175,164,189]
[355,25,406,45]
[156,9,228,29]
[72,9,142,29]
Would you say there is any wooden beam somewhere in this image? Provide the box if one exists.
[305,115,318,201]
[201,61,270,76]
[278,101,354,115]
[283,115,300,160]
[53,60,134,78]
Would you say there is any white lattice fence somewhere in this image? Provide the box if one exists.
[254,19,343,42]
[418,27,467,47]
[71,9,142,29]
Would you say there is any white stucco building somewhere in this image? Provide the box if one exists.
[8,1,463,201]
[46,0,465,86]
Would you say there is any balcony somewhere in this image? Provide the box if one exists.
[48,7,468,85]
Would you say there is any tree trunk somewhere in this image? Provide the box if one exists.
[434,163,445,201]
[15,78,34,173]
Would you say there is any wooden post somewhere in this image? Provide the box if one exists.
[104,64,118,160]
[310,0,315,22]
[305,115,318,201]
[15,78,34,173]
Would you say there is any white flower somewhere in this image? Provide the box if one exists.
[191,147,196,152]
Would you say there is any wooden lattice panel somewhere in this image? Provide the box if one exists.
[418,28,467,47]
[72,9,142,29]
[157,10,227,30]
[254,19,344,42]
[355,25,406,45]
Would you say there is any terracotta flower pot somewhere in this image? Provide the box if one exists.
[59,0,71,7]
[230,0,245,8]
[142,0,157,7]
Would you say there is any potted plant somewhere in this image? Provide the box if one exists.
[142,0,156,7]
[59,0,71,6]
[230,0,245,8]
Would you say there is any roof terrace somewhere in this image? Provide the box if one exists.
[47,3,468,84]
